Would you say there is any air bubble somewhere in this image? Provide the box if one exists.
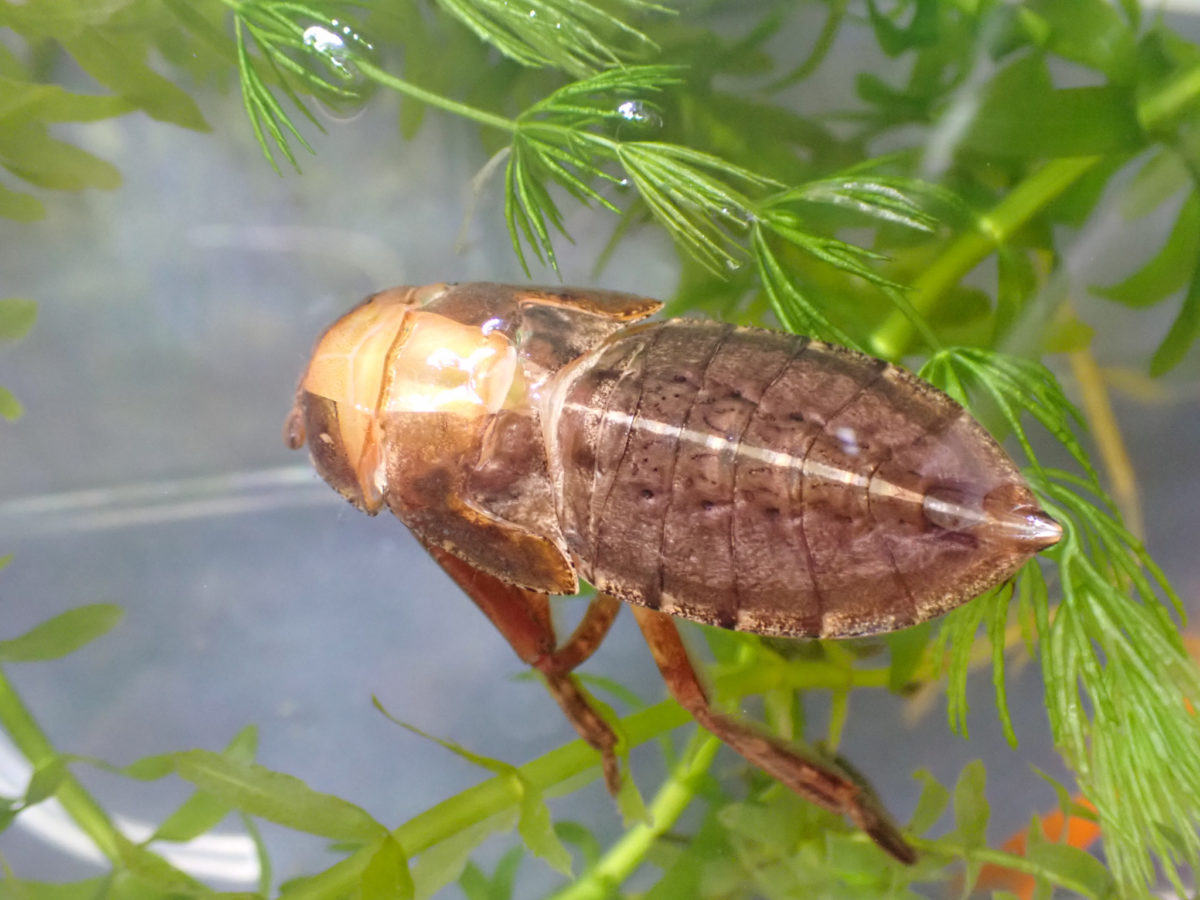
[298,18,379,120]
[616,100,663,129]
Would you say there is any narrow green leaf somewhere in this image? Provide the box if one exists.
[360,836,415,900]
[644,808,730,900]
[434,0,659,77]
[163,0,240,66]
[1119,149,1188,220]
[0,804,19,835]
[864,0,938,56]
[907,770,950,835]
[24,757,69,806]
[0,298,36,342]
[114,832,206,892]
[789,177,939,233]
[373,700,573,875]
[612,759,648,828]
[485,847,524,900]
[0,387,23,422]
[239,812,273,897]
[0,180,43,221]
[553,821,601,869]
[952,761,989,848]
[59,29,208,131]
[412,811,517,900]
[1019,0,1137,80]
[1149,258,1200,375]
[123,753,176,782]
[172,750,385,843]
[919,348,1096,484]
[0,604,124,662]
[1093,192,1199,308]
[1024,467,1200,892]
[939,592,990,737]
[399,94,426,141]
[963,55,1142,158]
[617,145,738,273]
[225,724,259,761]
[985,585,1018,748]
[753,225,861,349]
[0,876,118,900]
[994,246,1039,343]
[884,622,931,693]
[1024,834,1114,898]
[573,673,649,710]
[457,862,489,900]
[0,126,121,191]
[524,66,680,117]
[0,76,134,127]
[153,786,230,843]
[517,784,572,875]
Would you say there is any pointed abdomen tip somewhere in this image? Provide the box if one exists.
[1014,507,1063,551]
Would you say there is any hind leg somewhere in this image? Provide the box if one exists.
[630,605,916,864]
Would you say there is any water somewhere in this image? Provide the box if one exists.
[4,6,1200,895]
[0,82,674,887]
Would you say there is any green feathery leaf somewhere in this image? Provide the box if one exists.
[923,348,1200,892]
[433,0,663,77]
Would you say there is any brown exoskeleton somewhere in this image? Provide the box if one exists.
[285,282,1062,864]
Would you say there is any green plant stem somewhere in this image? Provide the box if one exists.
[549,733,721,900]
[868,61,1200,360]
[0,666,121,863]
[1138,62,1200,131]
[355,59,516,134]
[713,658,890,697]
[282,701,692,900]
[868,156,1100,360]
[1067,346,1144,539]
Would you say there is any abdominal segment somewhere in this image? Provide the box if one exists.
[547,320,1044,639]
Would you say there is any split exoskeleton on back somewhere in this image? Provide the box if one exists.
[287,282,1062,863]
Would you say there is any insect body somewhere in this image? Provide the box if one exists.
[287,282,1061,863]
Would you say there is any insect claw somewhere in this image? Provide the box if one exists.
[859,813,918,866]
[600,750,622,796]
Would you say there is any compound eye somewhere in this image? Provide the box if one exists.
[290,392,371,511]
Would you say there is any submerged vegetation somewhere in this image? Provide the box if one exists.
[3,0,1200,896]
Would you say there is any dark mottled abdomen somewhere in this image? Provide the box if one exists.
[545,320,1057,638]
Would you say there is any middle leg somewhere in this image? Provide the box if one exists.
[425,544,623,792]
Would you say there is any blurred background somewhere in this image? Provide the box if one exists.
[2,3,1200,893]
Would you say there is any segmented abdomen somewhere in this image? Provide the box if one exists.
[545,320,1044,638]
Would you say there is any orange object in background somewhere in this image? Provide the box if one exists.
[975,795,1101,899]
